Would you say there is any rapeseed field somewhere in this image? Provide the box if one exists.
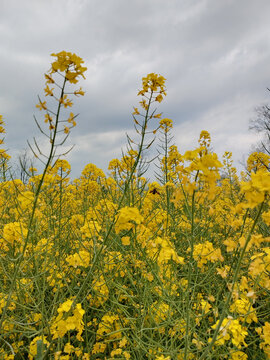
[0,52,269,359]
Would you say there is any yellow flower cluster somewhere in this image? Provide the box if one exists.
[115,206,144,234]
[191,241,224,269]
[230,296,257,323]
[138,72,166,101]
[50,299,85,341]
[28,336,50,360]
[241,169,270,208]
[36,51,86,134]
[51,51,87,83]
[199,130,211,147]
[2,221,27,251]
[247,151,270,172]
[66,250,91,268]
[211,317,248,347]
[256,322,270,356]
[159,118,173,132]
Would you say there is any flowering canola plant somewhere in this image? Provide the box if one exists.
[0,52,269,359]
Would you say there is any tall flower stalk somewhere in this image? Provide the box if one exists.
[0,51,87,333]
[73,73,167,303]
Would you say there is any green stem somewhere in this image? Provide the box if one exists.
[199,200,265,360]
[164,128,170,236]
[73,91,154,304]
[184,170,199,360]
[0,75,67,334]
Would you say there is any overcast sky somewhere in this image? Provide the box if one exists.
[1,0,270,179]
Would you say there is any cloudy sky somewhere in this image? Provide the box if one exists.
[1,0,270,179]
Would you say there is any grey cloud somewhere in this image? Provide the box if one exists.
[1,0,270,178]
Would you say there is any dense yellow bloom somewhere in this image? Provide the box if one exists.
[121,236,130,245]
[192,241,224,268]
[248,249,270,288]
[96,313,122,341]
[81,162,105,179]
[147,236,184,265]
[159,118,173,132]
[216,265,231,279]
[223,238,238,252]
[199,130,211,147]
[91,342,107,354]
[183,149,200,161]
[230,350,248,360]
[140,73,166,94]
[115,206,143,234]
[262,210,270,225]
[247,151,270,172]
[257,322,270,348]
[80,220,101,238]
[211,317,248,347]
[58,299,73,313]
[50,51,87,83]
[66,250,91,268]
[50,301,85,340]
[2,221,27,246]
[240,169,270,208]
[17,191,35,211]
[230,296,257,323]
